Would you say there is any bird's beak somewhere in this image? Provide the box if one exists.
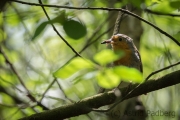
[101,39,112,44]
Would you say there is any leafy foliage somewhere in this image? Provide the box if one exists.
[32,11,86,40]
[97,68,121,89]
[63,19,87,39]
[93,49,123,65]
[53,58,94,79]
[54,49,143,89]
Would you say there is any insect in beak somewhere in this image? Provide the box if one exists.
[101,39,112,44]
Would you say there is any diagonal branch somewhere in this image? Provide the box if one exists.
[11,0,180,46]
[19,70,180,120]
[38,0,81,57]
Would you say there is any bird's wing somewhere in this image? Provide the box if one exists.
[135,49,143,73]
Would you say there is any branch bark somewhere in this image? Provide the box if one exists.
[19,70,180,120]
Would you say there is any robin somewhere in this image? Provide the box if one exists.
[99,33,142,92]
[100,34,146,120]
[101,33,142,73]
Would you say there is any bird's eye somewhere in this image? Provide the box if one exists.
[119,38,123,41]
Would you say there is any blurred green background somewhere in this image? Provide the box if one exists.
[0,0,180,120]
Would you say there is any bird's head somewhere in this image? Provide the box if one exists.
[101,34,134,50]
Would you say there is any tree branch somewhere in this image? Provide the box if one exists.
[19,70,180,120]
[11,0,180,46]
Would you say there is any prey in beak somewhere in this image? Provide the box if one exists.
[101,39,112,44]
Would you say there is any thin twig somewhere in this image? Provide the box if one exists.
[55,79,74,103]
[38,0,81,57]
[11,0,180,46]
[144,8,180,17]
[145,61,180,81]
[39,78,56,102]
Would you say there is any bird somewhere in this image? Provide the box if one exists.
[101,33,142,73]
[100,34,146,120]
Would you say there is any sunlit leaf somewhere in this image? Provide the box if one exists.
[114,66,143,83]
[96,69,121,89]
[53,58,94,79]
[94,49,123,65]
[63,19,87,39]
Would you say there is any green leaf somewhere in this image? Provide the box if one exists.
[94,49,124,65]
[96,69,121,89]
[32,11,66,40]
[114,66,143,83]
[32,21,48,40]
[53,58,94,79]
[63,19,87,39]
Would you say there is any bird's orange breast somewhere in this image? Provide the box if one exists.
[113,49,132,66]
